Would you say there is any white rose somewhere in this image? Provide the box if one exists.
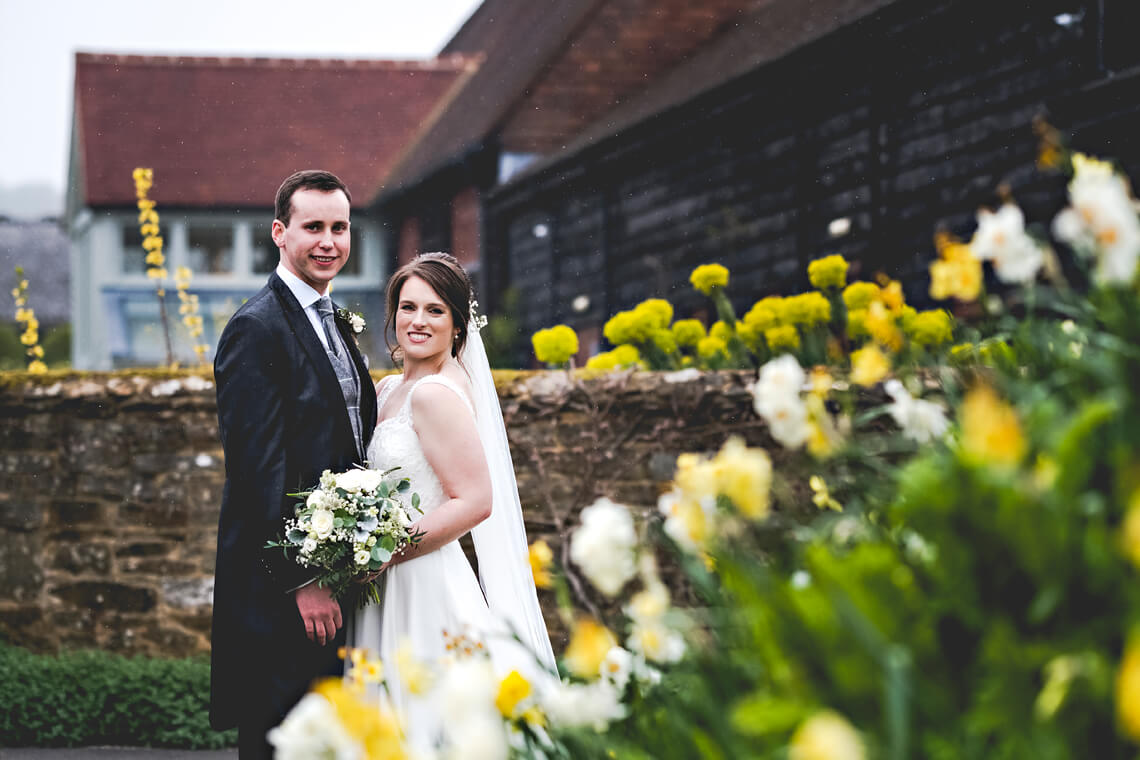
[354,549,371,566]
[335,469,366,493]
[356,469,384,494]
[301,538,317,555]
[310,509,335,538]
[349,313,366,333]
[570,497,637,597]
[305,490,326,509]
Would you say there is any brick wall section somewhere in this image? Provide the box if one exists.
[0,369,793,656]
[489,0,1140,342]
[500,0,750,154]
[450,185,483,270]
[397,216,421,267]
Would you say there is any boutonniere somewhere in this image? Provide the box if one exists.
[336,307,366,335]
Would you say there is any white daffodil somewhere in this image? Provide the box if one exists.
[884,380,949,444]
[541,679,627,731]
[268,694,362,760]
[753,354,806,417]
[570,497,638,597]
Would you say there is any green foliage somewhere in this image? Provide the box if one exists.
[40,322,71,367]
[0,322,22,369]
[537,148,1140,758]
[483,288,525,368]
[0,643,236,749]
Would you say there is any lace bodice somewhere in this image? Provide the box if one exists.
[366,374,475,518]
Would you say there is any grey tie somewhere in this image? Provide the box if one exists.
[316,296,364,461]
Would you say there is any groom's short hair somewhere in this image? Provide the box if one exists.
[274,170,352,227]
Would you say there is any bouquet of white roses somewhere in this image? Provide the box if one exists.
[267,466,423,606]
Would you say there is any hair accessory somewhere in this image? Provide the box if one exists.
[468,298,489,332]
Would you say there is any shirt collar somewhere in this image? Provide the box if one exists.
[276,262,327,309]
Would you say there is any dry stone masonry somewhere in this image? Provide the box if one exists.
[0,369,774,656]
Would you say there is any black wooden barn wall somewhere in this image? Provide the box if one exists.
[484,0,1140,351]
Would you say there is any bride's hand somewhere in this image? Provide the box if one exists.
[355,558,395,584]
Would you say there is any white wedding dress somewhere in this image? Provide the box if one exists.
[349,373,545,751]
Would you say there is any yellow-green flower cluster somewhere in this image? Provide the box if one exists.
[929,231,983,302]
[133,168,167,296]
[764,325,800,353]
[11,267,46,373]
[842,281,881,311]
[780,292,831,327]
[697,335,728,360]
[604,299,673,345]
[532,324,580,366]
[671,319,706,347]
[690,263,729,295]
[807,254,849,290]
[905,309,954,348]
[174,266,210,364]
[586,344,642,371]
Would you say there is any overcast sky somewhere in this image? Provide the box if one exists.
[0,0,483,217]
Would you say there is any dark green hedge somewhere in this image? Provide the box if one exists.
[0,644,236,748]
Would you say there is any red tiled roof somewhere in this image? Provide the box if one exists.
[499,0,752,154]
[381,0,604,197]
[72,53,478,209]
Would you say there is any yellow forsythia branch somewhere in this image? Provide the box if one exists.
[174,266,210,365]
[132,168,175,366]
[11,266,47,373]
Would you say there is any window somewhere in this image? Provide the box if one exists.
[344,225,363,276]
[187,224,233,274]
[253,228,277,275]
[122,224,146,274]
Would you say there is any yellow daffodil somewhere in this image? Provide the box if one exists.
[712,437,772,519]
[495,670,532,718]
[850,345,890,387]
[529,539,554,589]
[1121,491,1140,570]
[313,678,410,759]
[810,475,843,511]
[1118,636,1140,742]
[789,710,865,760]
[564,618,617,680]
[395,642,434,695]
[960,385,1026,468]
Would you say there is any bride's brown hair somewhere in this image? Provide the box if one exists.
[384,252,473,365]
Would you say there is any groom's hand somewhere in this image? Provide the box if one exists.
[293,583,342,645]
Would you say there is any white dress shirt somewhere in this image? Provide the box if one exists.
[276,263,332,351]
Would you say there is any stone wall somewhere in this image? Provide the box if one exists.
[0,369,773,657]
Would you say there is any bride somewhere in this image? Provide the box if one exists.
[348,252,556,749]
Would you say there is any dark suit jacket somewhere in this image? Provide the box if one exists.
[209,272,377,731]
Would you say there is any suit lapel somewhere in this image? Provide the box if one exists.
[267,272,346,416]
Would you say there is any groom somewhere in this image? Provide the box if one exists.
[210,170,377,758]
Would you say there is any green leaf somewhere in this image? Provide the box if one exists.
[729,694,807,736]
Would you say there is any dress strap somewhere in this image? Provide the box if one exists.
[375,373,400,410]
[407,374,476,419]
